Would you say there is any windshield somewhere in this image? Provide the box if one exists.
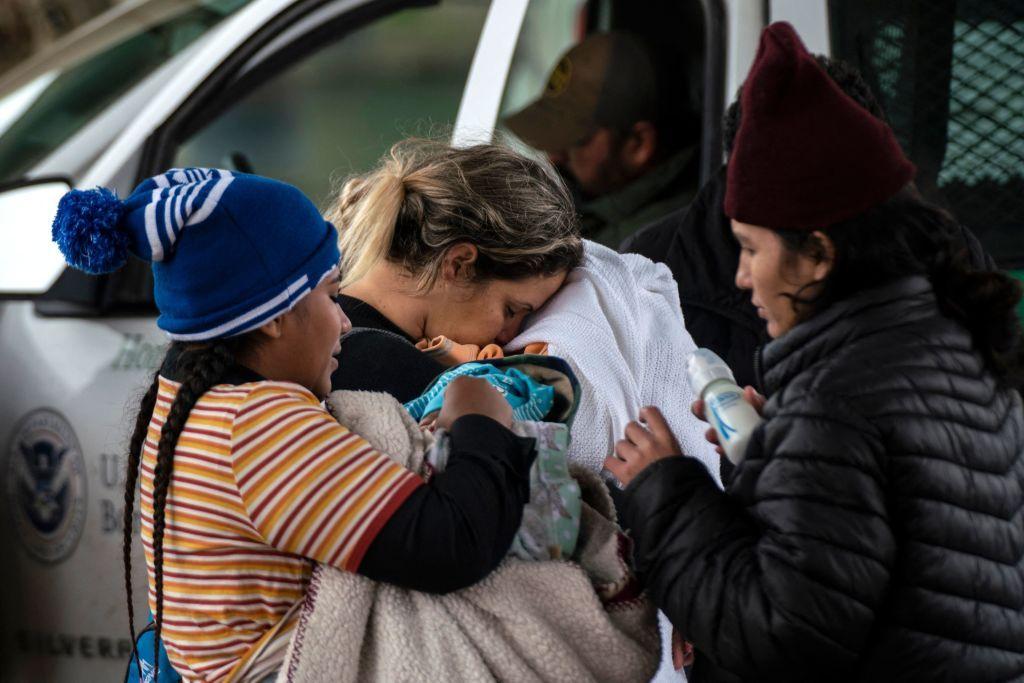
[0,0,253,183]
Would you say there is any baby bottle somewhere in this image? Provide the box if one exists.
[686,349,762,465]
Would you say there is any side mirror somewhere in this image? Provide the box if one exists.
[0,177,71,297]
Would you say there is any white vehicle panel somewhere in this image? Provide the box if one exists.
[723,0,767,110]
[240,0,364,77]
[1,302,160,682]
[770,0,830,57]
[452,0,529,147]
[0,72,58,137]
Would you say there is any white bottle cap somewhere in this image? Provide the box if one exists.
[686,348,737,395]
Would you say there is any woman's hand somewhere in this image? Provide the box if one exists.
[419,413,438,432]
[691,386,766,457]
[604,406,682,487]
[435,376,513,429]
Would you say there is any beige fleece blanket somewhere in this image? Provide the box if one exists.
[276,390,659,683]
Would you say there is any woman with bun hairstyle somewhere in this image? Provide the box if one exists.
[52,169,537,682]
[606,23,1024,682]
[328,139,583,402]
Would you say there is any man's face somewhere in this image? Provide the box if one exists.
[549,127,633,199]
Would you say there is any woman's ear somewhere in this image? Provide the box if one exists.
[442,243,479,283]
[809,230,836,280]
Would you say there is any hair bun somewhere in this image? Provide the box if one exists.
[51,187,129,274]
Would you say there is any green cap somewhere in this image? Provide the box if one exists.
[504,32,659,152]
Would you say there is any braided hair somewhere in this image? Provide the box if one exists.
[124,371,159,667]
[123,341,239,680]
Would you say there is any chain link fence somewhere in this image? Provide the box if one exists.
[831,0,1024,269]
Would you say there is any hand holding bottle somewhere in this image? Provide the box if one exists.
[687,349,764,465]
[691,385,766,457]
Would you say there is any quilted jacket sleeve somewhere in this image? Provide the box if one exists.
[622,392,897,680]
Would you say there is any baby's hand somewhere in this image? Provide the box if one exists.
[419,412,439,432]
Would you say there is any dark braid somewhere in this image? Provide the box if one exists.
[123,371,160,672]
[126,341,236,680]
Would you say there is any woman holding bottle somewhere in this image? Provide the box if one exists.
[606,22,1024,682]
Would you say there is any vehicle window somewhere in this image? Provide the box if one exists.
[0,0,253,183]
[830,0,1024,273]
[173,1,489,205]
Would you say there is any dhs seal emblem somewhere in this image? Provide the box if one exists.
[6,409,87,563]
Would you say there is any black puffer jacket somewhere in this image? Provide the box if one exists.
[623,276,1024,682]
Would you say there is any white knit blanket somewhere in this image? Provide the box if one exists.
[507,240,721,487]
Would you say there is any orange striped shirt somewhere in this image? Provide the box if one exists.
[140,377,422,681]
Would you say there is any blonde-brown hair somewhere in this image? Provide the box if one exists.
[327,139,583,290]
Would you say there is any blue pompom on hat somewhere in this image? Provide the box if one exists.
[52,168,341,341]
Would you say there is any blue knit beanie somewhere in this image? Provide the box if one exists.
[51,168,340,341]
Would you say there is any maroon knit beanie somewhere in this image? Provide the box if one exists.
[724,22,915,229]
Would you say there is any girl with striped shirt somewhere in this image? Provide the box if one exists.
[52,167,541,681]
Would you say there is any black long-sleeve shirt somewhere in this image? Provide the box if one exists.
[327,294,536,592]
[359,414,534,593]
[331,294,445,403]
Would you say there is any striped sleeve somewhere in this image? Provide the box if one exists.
[229,382,423,571]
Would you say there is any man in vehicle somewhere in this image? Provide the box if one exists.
[504,32,700,248]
